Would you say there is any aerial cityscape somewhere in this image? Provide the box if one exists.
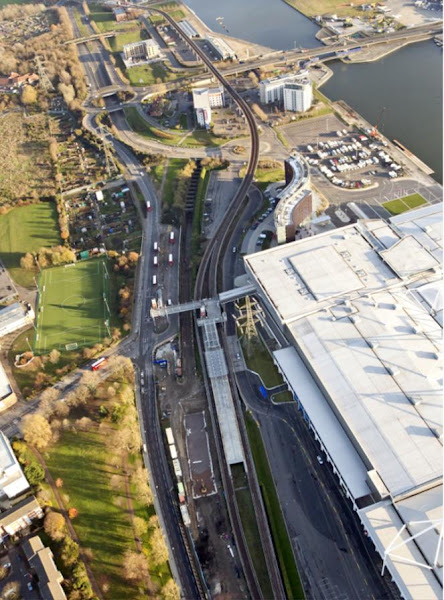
[0,0,442,598]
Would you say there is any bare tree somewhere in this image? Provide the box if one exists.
[22,414,52,450]
[162,578,180,600]
[150,527,169,566]
[122,550,149,583]
[44,511,66,541]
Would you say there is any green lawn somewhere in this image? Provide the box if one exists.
[245,413,305,600]
[0,203,60,287]
[240,337,285,388]
[272,390,294,403]
[126,62,172,86]
[46,429,139,599]
[34,257,110,354]
[162,158,188,205]
[382,193,427,215]
[235,487,274,599]
[109,29,147,52]
[124,107,227,148]
[0,0,34,4]
[283,0,366,17]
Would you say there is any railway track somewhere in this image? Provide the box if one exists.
[142,8,286,600]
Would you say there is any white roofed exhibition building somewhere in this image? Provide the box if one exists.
[244,204,443,600]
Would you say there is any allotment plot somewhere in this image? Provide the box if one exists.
[34,258,111,354]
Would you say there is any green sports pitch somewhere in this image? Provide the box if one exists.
[34,258,111,355]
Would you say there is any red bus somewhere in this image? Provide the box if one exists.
[91,357,107,371]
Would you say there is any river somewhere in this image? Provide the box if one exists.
[185,0,443,182]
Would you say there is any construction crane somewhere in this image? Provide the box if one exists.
[370,106,386,138]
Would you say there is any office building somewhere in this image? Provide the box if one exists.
[192,87,224,128]
[122,39,160,62]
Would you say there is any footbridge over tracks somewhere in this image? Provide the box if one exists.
[150,284,256,319]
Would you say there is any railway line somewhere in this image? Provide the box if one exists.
[144,7,287,600]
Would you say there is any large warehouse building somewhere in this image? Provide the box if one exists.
[244,204,442,600]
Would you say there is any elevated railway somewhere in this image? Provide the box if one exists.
[145,7,287,600]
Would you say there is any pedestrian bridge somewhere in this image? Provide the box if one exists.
[150,284,257,319]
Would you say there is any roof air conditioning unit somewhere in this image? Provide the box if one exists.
[387,366,399,377]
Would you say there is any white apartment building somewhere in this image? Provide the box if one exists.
[283,79,313,112]
[259,73,297,104]
[123,39,160,62]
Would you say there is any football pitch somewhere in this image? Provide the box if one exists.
[34,258,111,355]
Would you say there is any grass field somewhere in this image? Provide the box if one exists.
[245,413,305,600]
[0,203,60,287]
[382,193,427,215]
[235,487,274,599]
[34,257,110,354]
[126,62,172,86]
[46,429,139,599]
[108,28,146,52]
[0,0,35,5]
[240,337,285,388]
[124,107,227,148]
[283,0,366,17]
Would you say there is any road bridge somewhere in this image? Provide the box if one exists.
[64,31,117,44]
